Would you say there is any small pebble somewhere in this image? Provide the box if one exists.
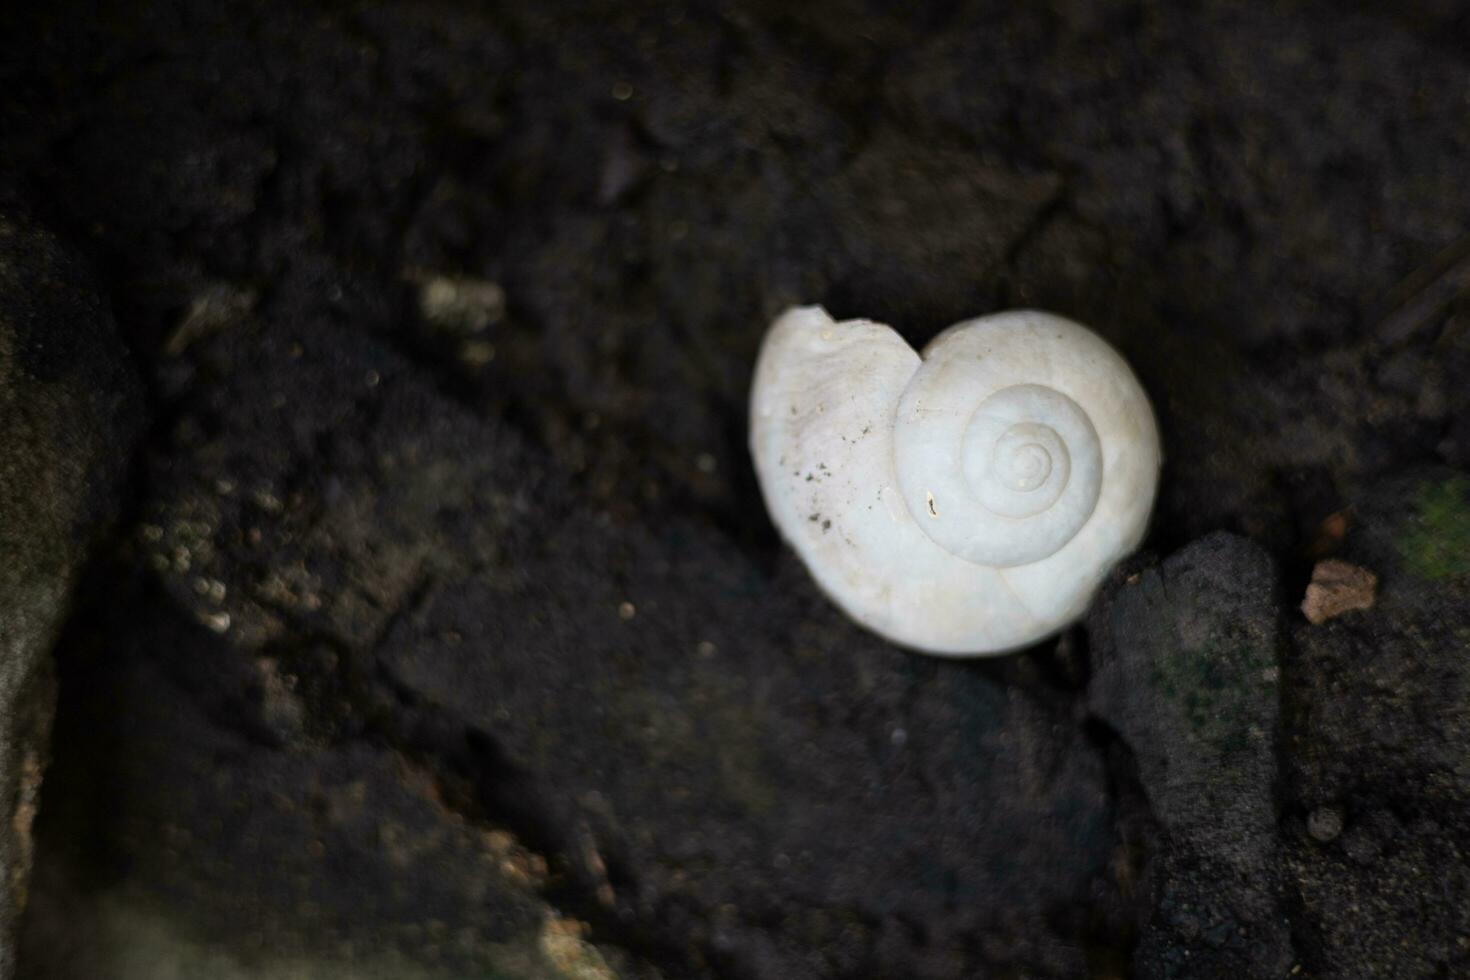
[1301,559,1377,624]
[1308,805,1344,842]
[417,275,505,334]
[200,611,232,634]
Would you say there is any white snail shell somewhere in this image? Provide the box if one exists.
[749,306,1161,656]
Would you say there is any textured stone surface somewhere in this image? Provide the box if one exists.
[24,314,1115,978]
[1283,469,1470,978]
[1089,534,1293,978]
[0,208,140,977]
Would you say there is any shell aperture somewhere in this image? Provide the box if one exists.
[749,306,1161,656]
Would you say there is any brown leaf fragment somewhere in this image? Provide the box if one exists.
[1308,509,1351,558]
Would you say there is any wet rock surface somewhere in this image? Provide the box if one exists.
[0,208,140,977]
[1089,534,1292,978]
[1284,470,1470,979]
[0,0,1467,977]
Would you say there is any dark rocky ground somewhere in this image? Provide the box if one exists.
[1,0,1469,977]
[0,208,141,980]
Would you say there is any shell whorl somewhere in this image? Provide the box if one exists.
[894,316,1110,568]
[897,380,1102,567]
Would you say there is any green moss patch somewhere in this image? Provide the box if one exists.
[1401,476,1470,581]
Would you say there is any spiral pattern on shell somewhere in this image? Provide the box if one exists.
[894,324,1110,568]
